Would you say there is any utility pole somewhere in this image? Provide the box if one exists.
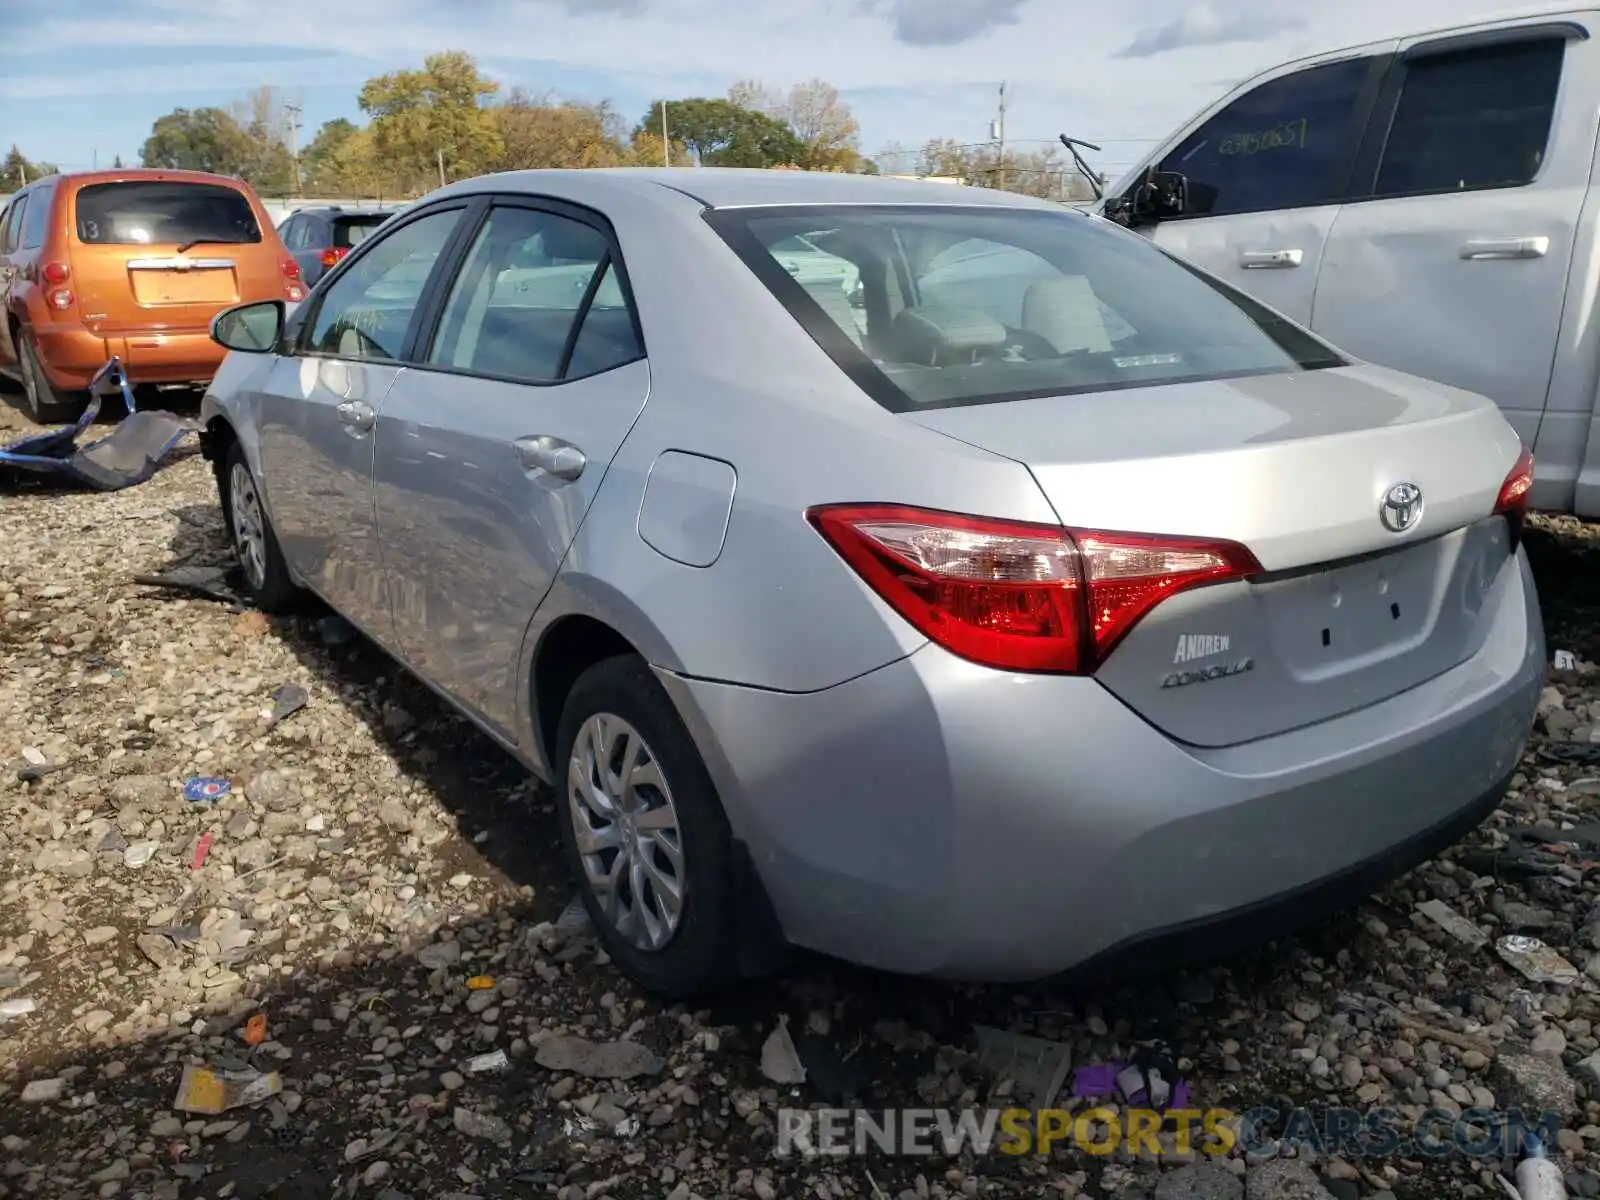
[437,148,446,187]
[661,102,671,167]
[991,82,1008,191]
[283,100,303,195]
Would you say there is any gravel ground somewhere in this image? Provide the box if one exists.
[7,395,1600,1200]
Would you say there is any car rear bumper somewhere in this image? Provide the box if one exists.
[657,545,1544,981]
[35,322,224,389]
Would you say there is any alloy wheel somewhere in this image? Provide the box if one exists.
[566,713,686,951]
[229,461,268,591]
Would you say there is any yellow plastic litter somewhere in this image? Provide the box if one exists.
[172,1063,282,1115]
[465,976,495,990]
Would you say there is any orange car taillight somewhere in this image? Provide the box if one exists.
[320,246,349,268]
[281,256,306,303]
[807,503,1262,674]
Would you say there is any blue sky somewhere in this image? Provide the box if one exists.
[1,0,1523,181]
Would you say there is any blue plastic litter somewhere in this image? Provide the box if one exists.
[182,776,231,804]
[0,357,193,491]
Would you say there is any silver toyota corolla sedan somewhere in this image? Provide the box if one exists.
[198,168,1545,998]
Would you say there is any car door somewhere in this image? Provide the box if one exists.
[371,197,649,739]
[1131,50,1392,325]
[1309,21,1595,493]
[0,191,29,368]
[252,202,471,638]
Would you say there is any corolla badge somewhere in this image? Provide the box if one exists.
[1379,482,1424,533]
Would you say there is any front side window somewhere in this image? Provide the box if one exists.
[279,216,304,250]
[426,205,640,383]
[1157,57,1374,217]
[713,204,1344,412]
[74,181,261,247]
[1372,38,1564,197]
[305,208,461,361]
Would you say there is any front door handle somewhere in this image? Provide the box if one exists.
[513,434,586,481]
[1460,236,1549,260]
[336,400,375,433]
[1239,248,1303,268]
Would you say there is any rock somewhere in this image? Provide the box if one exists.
[1244,1160,1335,1200]
[83,925,117,947]
[136,933,177,969]
[1492,1051,1578,1118]
[378,799,413,832]
[452,1106,511,1145]
[244,769,296,812]
[1154,1161,1243,1200]
[20,1078,64,1103]
[534,1035,665,1080]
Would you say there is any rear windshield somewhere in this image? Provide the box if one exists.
[333,215,390,249]
[707,204,1345,412]
[74,181,262,247]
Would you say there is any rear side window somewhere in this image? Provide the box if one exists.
[333,216,389,249]
[74,181,262,247]
[0,198,26,254]
[1157,57,1374,217]
[1372,39,1564,196]
[712,204,1345,412]
[20,188,53,249]
[425,205,642,384]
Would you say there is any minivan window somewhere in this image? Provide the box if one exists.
[75,181,262,247]
[1157,57,1374,217]
[1372,39,1564,197]
[713,205,1345,412]
[0,197,26,254]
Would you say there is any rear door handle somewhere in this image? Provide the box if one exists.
[1460,236,1549,260]
[513,434,586,481]
[1239,248,1303,268]
[336,399,375,433]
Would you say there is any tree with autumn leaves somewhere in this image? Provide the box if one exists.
[126,51,1090,202]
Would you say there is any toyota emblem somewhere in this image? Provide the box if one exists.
[1379,482,1424,533]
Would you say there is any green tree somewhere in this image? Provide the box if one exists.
[2,146,59,187]
[230,85,297,194]
[726,78,863,171]
[301,118,360,190]
[358,51,504,193]
[140,107,255,176]
[636,98,802,168]
[111,154,125,169]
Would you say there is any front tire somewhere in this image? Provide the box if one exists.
[554,655,742,998]
[220,441,301,613]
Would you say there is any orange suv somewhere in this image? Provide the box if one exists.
[0,168,306,421]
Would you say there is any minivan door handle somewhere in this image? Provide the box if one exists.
[1239,248,1303,268]
[513,435,586,481]
[1460,236,1549,260]
[336,400,375,433]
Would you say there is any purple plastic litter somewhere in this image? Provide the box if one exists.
[1071,1063,1121,1098]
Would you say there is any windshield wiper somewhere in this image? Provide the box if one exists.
[174,237,249,255]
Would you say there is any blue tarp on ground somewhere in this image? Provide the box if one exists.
[0,357,193,491]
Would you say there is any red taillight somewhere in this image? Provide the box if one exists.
[1495,446,1534,518]
[279,255,305,301]
[807,504,1261,674]
[41,261,70,285]
[321,246,349,268]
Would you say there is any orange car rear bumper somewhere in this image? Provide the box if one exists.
[35,321,225,390]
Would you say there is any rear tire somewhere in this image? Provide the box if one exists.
[554,654,743,999]
[19,331,80,425]
[219,441,302,614]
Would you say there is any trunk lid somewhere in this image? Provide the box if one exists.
[68,178,278,333]
[905,364,1525,746]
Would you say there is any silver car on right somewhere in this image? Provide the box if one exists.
[199,169,1545,998]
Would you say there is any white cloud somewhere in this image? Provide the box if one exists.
[0,0,1542,172]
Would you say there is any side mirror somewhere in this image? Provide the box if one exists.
[211,300,284,353]
[1124,169,1190,227]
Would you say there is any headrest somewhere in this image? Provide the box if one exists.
[538,222,606,262]
[888,305,1007,366]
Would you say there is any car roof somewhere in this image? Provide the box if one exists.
[295,206,395,217]
[1262,1,1588,72]
[439,167,1070,213]
[45,168,257,188]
